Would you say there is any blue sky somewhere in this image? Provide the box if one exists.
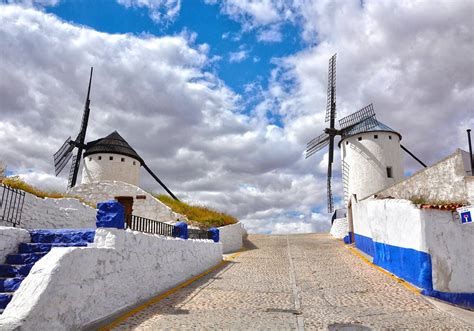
[1,0,473,234]
[46,0,304,113]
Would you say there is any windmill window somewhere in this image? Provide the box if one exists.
[386,167,393,178]
[358,137,362,141]
[89,157,92,161]
[109,156,113,161]
[98,156,102,160]
[346,141,349,145]
[133,161,136,166]
[374,135,378,139]
[389,135,392,140]
[121,158,125,162]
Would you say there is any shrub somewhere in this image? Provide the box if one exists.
[156,194,237,229]
[2,176,95,208]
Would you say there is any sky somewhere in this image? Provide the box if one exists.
[0,0,473,234]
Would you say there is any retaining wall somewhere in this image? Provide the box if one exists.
[377,149,473,203]
[0,191,96,229]
[351,197,474,308]
[69,181,184,223]
[0,228,222,330]
[329,218,348,239]
[0,226,30,264]
[219,222,243,253]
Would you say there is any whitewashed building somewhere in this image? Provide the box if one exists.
[340,119,404,205]
[69,131,184,223]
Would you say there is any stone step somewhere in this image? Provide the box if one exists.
[0,264,34,278]
[0,293,13,310]
[7,252,47,265]
[0,278,24,292]
[19,242,89,254]
[29,229,95,244]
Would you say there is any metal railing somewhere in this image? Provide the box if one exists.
[188,228,211,240]
[0,184,26,227]
[126,214,175,237]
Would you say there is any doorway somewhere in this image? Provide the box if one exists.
[115,196,133,227]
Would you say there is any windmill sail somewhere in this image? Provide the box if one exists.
[325,54,337,123]
[68,67,93,188]
[53,137,74,175]
[339,103,376,131]
[306,132,330,158]
[53,67,94,190]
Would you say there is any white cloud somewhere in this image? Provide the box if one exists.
[229,49,249,63]
[0,5,330,234]
[257,24,282,42]
[116,0,181,23]
[2,1,472,235]
[3,0,60,5]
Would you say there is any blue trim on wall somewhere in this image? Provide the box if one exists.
[373,241,433,290]
[422,289,474,310]
[354,233,374,257]
[343,235,350,244]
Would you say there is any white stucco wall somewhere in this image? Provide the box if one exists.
[0,191,96,229]
[351,197,474,293]
[329,218,349,239]
[378,149,473,204]
[0,226,30,263]
[219,222,243,253]
[82,153,140,186]
[341,131,404,205]
[69,180,184,224]
[0,228,222,330]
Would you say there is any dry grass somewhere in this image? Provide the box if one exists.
[1,176,96,208]
[156,194,237,229]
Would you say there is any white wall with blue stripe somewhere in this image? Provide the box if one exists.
[351,197,474,309]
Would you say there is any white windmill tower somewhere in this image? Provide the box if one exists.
[52,68,180,201]
[306,54,427,212]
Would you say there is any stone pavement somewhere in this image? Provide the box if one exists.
[111,234,472,330]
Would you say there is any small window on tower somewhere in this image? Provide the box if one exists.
[346,141,349,145]
[89,157,92,161]
[98,156,102,160]
[374,135,378,139]
[109,156,113,161]
[386,167,393,178]
[358,137,362,141]
[133,161,136,166]
[389,135,392,140]
[121,158,125,162]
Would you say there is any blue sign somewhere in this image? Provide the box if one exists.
[460,211,472,224]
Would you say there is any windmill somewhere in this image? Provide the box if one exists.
[53,67,93,189]
[306,54,427,213]
[52,68,180,201]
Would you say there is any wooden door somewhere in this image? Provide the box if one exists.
[115,196,133,227]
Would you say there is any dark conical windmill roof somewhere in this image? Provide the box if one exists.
[84,131,143,164]
[339,117,401,143]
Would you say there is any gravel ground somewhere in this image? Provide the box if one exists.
[112,233,472,330]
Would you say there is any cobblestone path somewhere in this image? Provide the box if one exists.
[112,234,472,330]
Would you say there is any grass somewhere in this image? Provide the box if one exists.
[156,194,238,229]
[1,176,96,208]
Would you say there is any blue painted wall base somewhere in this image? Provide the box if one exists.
[422,289,474,310]
[354,233,375,257]
[373,241,433,290]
